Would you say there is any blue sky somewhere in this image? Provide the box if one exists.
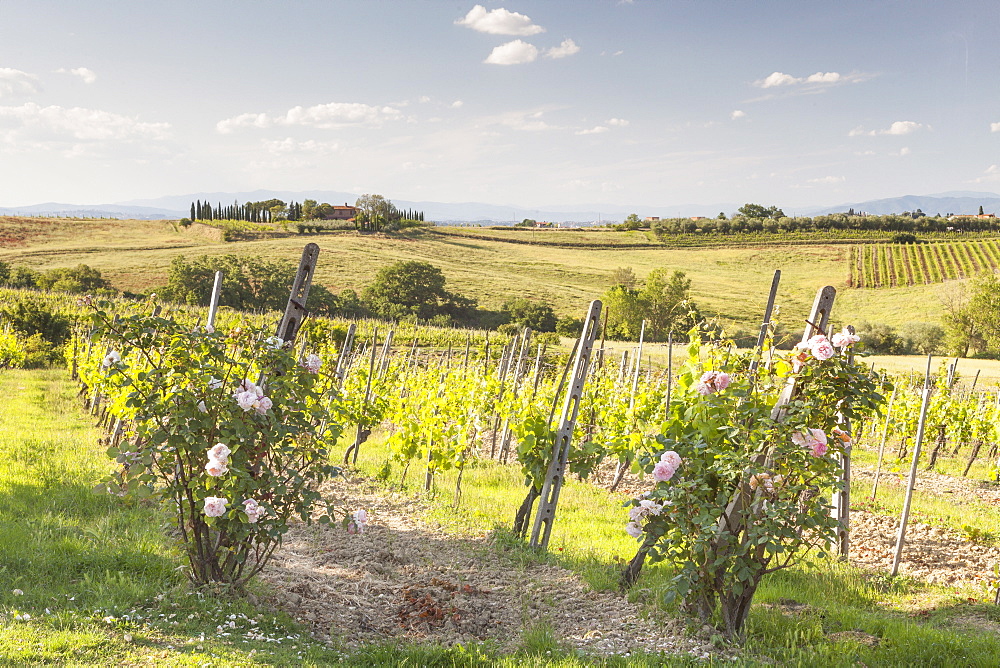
[1,0,998,210]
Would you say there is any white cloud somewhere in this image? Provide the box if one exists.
[455,5,544,36]
[898,146,911,156]
[545,38,580,59]
[756,71,800,88]
[451,100,464,108]
[730,110,745,120]
[216,102,403,133]
[57,67,97,84]
[484,40,539,65]
[418,95,431,103]
[283,102,402,128]
[848,120,929,137]
[607,118,629,127]
[216,112,271,134]
[883,120,926,135]
[807,176,845,184]
[576,126,609,135]
[263,138,340,155]
[989,122,1000,133]
[754,70,868,88]
[805,72,840,84]
[0,102,170,141]
[0,68,39,98]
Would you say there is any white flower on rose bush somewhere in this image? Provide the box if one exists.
[696,370,731,395]
[264,336,284,350]
[205,459,228,477]
[208,443,231,461]
[197,401,207,413]
[347,509,368,534]
[792,428,828,456]
[103,350,121,367]
[831,329,860,348]
[208,377,223,390]
[254,396,272,415]
[302,354,322,374]
[203,496,228,517]
[243,498,264,523]
[625,521,643,538]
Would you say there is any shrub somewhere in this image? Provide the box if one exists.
[892,233,919,244]
[89,304,348,587]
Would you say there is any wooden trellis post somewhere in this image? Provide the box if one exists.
[206,270,224,330]
[892,355,934,577]
[529,300,602,550]
[274,243,320,344]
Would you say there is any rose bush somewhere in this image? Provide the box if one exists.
[88,301,347,587]
[622,325,885,639]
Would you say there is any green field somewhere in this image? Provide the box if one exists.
[0,217,957,332]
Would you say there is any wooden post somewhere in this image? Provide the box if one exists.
[891,355,934,577]
[628,320,646,413]
[334,323,357,387]
[833,325,856,559]
[530,300,602,550]
[206,270,224,330]
[274,243,320,344]
[870,386,897,500]
[750,270,781,373]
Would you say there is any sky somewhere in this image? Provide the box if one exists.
[1,0,999,211]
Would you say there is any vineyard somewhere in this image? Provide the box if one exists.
[4,264,1000,664]
[848,239,1000,288]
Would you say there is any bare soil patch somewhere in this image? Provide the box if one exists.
[260,474,716,659]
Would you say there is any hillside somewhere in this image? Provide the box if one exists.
[0,216,955,332]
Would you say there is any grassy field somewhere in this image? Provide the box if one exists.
[0,217,954,332]
[4,366,1000,665]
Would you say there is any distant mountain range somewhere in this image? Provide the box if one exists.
[2,190,999,223]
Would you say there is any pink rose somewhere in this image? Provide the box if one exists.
[659,450,682,470]
[831,329,861,348]
[793,428,828,456]
[243,499,264,523]
[807,334,835,361]
[235,390,257,412]
[696,370,731,395]
[652,460,677,482]
[203,496,228,517]
[254,396,272,415]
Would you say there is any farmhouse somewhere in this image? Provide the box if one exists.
[322,203,358,221]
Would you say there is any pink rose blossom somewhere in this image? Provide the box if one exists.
[235,390,258,412]
[792,428,828,456]
[243,499,264,523]
[831,328,861,348]
[205,459,228,477]
[659,450,682,470]
[625,521,643,538]
[203,496,228,517]
[696,370,731,395]
[652,460,678,482]
[254,396,272,415]
[807,334,835,361]
[347,509,368,534]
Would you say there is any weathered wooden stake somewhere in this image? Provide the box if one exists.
[870,385,897,501]
[529,300,602,550]
[206,270,224,330]
[891,354,934,577]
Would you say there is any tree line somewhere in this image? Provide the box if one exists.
[187,194,424,233]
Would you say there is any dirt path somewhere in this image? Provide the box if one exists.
[261,474,715,658]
